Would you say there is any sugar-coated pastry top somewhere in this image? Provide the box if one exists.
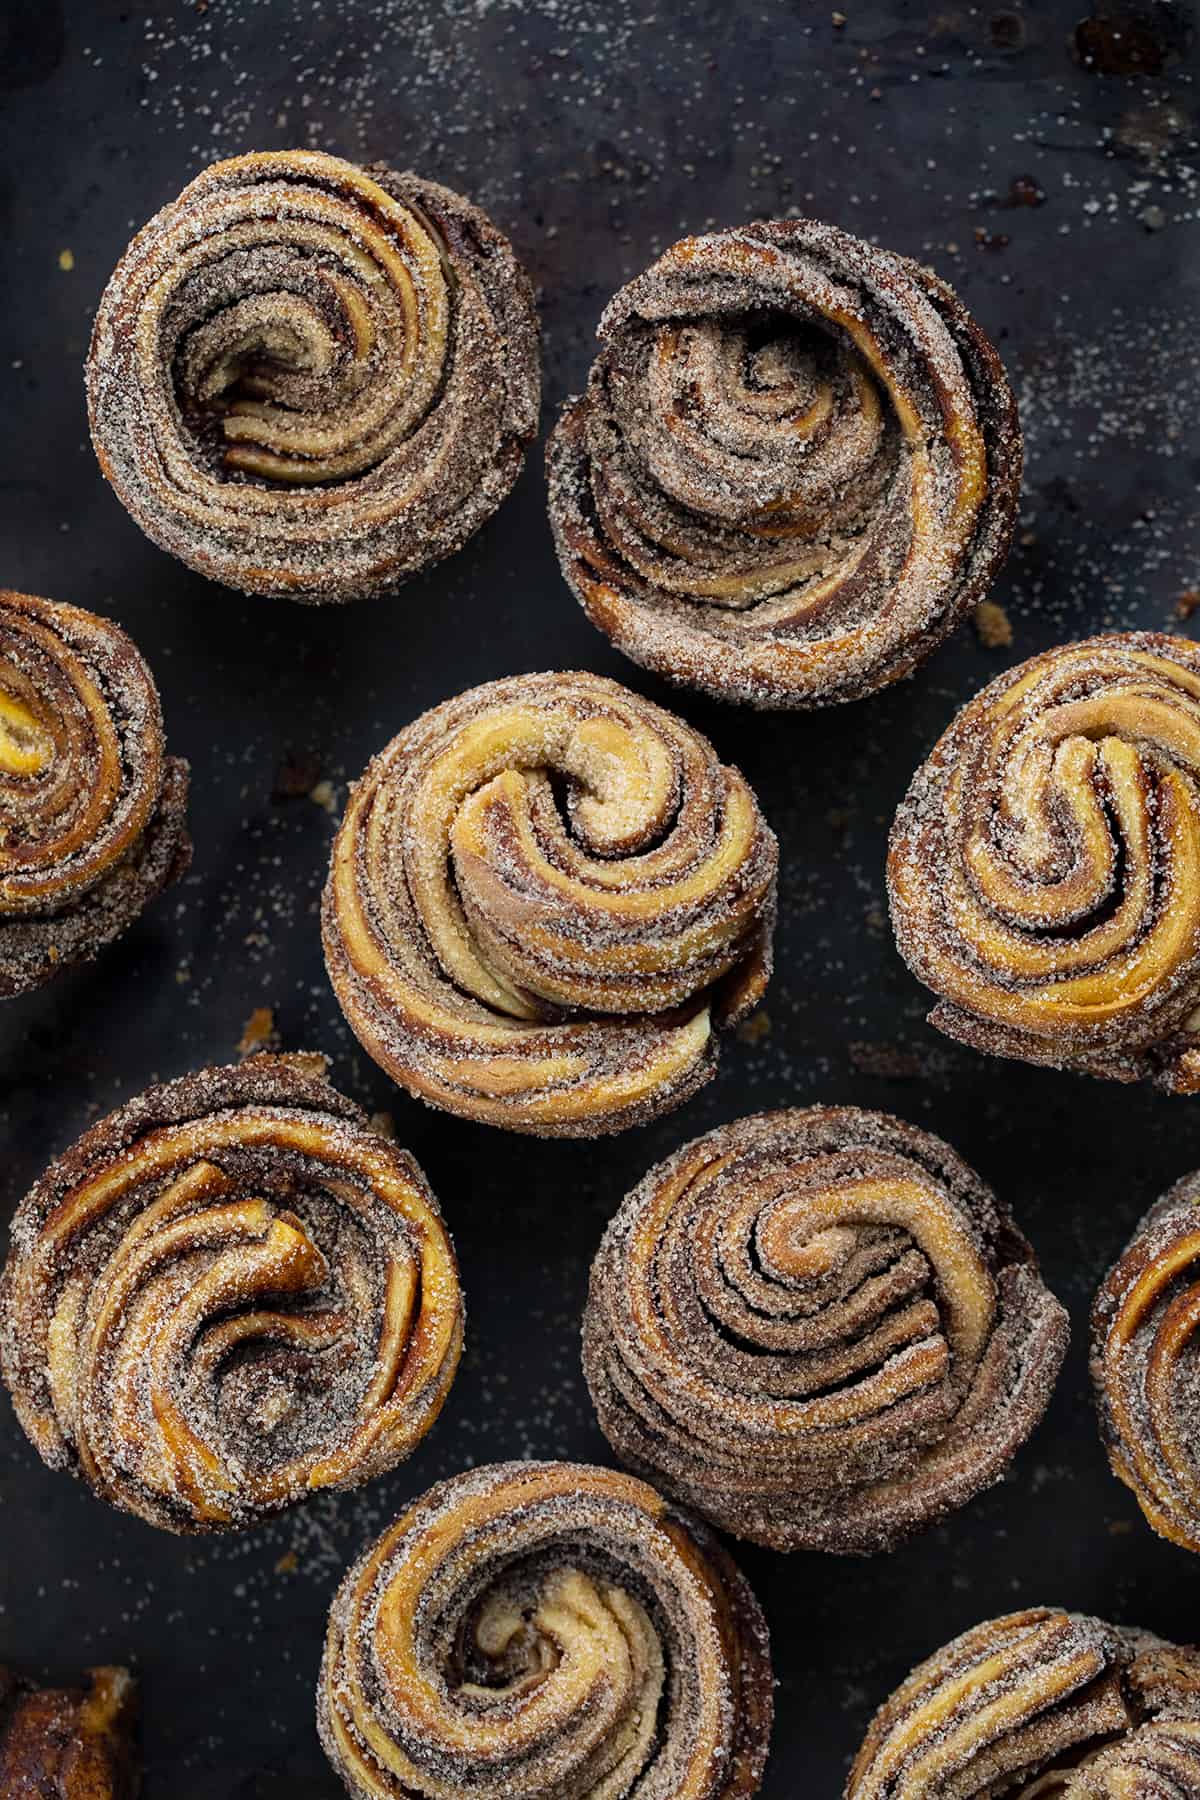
[847,1607,1200,1798]
[0,589,190,996]
[323,670,777,1136]
[0,1664,138,1799]
[0,1053,463,1533]
[584,1105,1068,1554]
[87,149,540,602]
[890,632,1200,1091]
[318,1459,773,1800]
[549,218,1020,708]
[1093,1169,1200,1554]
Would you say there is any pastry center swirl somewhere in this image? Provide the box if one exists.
[0,685,53,777]
[0,594,167,914]
[323,671,777,1136]
[1093,1177,1200,1554]
[632,313,899,581]
[0,1059,463,1533]
[888,634,1200,1090]
[85,149,541,603]
[318,1461,774,1800]
[583,1107,1068,1554]
[547,217,1021,710]
[847,1609,1200,1800]
[166,168,451,488]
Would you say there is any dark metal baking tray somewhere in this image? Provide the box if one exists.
[1,1,1197,1791]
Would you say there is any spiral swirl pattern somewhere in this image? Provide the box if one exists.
[0,590,190,996]
[318,1460,773,1800]
[889,633,1200,1091]
[1040,1725,1200,1798]
[0,1664,137,1799]
[547,219,1020,709]
[322,671,777,1136]
[847,1609,1200,1799]
[583,1107,1067,1555]
[87,150,540,603]
[1093,1171,1200,1555]
[0,1054,463,1533]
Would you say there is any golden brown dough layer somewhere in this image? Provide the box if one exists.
[322,670,777,1137]
[0,1054,463,1533]
[846,1607,1200,1798]
[889,633,1200,1091]
[548,219,1020,709]
[318,1460,773,1800]
[87,150,540,602]
[0,590,190,996]
[1093,1171,1200,1554]
[0,1664,138,1799]
[583,1106,1067,1554]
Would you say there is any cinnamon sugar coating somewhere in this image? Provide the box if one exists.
[1093,1171,1200,1554]
[322,671,777,1137]
[86,150,540,603]
[583,1106,1067,1555]
[547,219,1020,710]
[0,1054,463,1534]
[0,590,190,996]
[889,632,1200,1091]
[318,1460,773,1800]
[0,1664,138,1799]
[847,1607,1200,1797]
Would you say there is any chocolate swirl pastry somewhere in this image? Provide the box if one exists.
[323,671,777,1137]
[86,150,539,602]
[0,1053,463,1533]
[846,1607,1200,1798]
[547,220,1020,709]
[0,590,190,997]
[318,1460,773,1800]
[1093,1170,1200,1554]
[890,633,1200,1091]
[0,1664,138,1798]
[583,1106,1067,1555]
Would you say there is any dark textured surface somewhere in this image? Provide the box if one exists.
[0,2,1198,1793]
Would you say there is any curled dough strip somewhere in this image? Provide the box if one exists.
[846,1608,1200,1799]
[0,1664,137,1799]
[322,671,778,1137]
[0,590,190,996]
[547,219,1020,709]
[318,1460,773,1800]
[0,1054,463,1533]
[584,1106,1067,1555]
[1093,1170,1200,1554]
[889,633,1200,1092]
[87,150,540,602]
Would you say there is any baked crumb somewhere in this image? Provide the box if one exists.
[974,598,1014,647]
[735,1009,772,1046]
[236,1006,278,1057]
[848,1040,922,1079]
[271,748,323,802]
